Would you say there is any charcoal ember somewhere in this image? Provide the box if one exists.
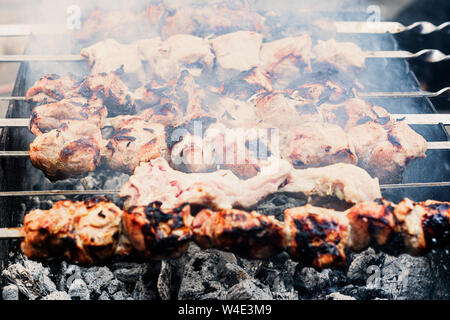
[42,291,71,300]
[68,278,90,300]
[177,243,237,299]
[339,284,385,300]
[60,263,82,290]
[326,292,356,300]
[157,260,173,300]
[82,266,114,295]
[107,279,124,295]
[293,267,333,298]
[112,262,149,283]
[378,254,433,300]
[226,279,273,300]
[2,262,47,299]
[98,291,110,300]
[2,284,19,300]
[428,250,450,299]
[112,291,129,300]
[132,278,157,300]
[346,248,382,285]
[254,257,298,300]
[218,263,249,287]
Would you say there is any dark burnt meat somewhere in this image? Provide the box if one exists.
[192,208,284,259]
[283,205,350,269]
[122,202,192,259]
[78,71,136,116]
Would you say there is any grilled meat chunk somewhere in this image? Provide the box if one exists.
[260,35,312,83]
[30,97,107,135]
[281,122,358,168]
[192,208,284,259]
[21,198,125,264]
[312,38,365,73]
[280,163,381,203]
[81,38,145,87]
[26,73,81,105]
[283,205,350,268]
[289,81,349,104]
[348,121,427,183]
[78,71,136,116]
[29,121,102,180]
[254,92,322,128]
[136,34,214,82]
[320,98,392,131]
[122,202,192,259]
[103,119,167,173]
[211,31,263,74]
[119,156,292,210]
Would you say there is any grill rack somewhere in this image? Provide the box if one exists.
[0,16,450,268]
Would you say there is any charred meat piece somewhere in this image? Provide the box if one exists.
[119,156,292,210]
[281,122,358,169]
[280,163,381,204]
[260,35,312,83]
[347,121,427,183]
[221,67,272,100]
[312,39,365,74]
[21,198,125,264]
[211,31,263,74]
[29,121,102,181]
[26,73,81,106]
[81,38,145,87]
[78,71,136,116]
[320,98,392,131]
[122,202,192,259]
[346,199,398,252]
[288,81,349,105]
[30,97,107,135]
[192,208,284,259]
[136,34,214,82]
[103,119,167,173]
[254,92,322,128]
[283,205,350,268]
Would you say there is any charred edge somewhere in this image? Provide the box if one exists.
[59,139,99,160]
[388,133,401,147]
[423,213,450,248]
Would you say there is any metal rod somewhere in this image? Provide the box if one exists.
[0,190,119,197]
[0,227,22,239]
[0,115,447,128]
[0,54,84,62]
[0,141,448,158]
[357,87,450,98]
[380,182,450,189]
[332,21,450,35]
[0,24,69,37]
[0,49,447,63]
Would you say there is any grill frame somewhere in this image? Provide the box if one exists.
[0,20,450,271]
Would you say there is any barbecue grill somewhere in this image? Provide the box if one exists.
[0,1,449,300]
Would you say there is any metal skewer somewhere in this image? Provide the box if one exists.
[0,49,448,63]
[332,21,450,35]
[0,227,22,239]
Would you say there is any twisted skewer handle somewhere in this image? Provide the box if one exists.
[334,21,450,34]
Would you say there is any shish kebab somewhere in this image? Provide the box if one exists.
[0,196,448,269]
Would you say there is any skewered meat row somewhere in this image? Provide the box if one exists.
[81,33,364,87]
[26,68,427,184]
[19,197,450,268]
[26,70,135,133]
[119,157,381,210]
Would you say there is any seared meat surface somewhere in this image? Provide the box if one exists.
[313,38,365,73]
[192,208,284,259]
[123,202,192,259]
[281,122,358,168]
[30,97,107,135]
[348,121,427,183]
[18,198,450,267]
[21,198,125,264]
[78,71,136,116]
[26,74,81,105]
[103,119,167,173]
[29,121,102,180]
